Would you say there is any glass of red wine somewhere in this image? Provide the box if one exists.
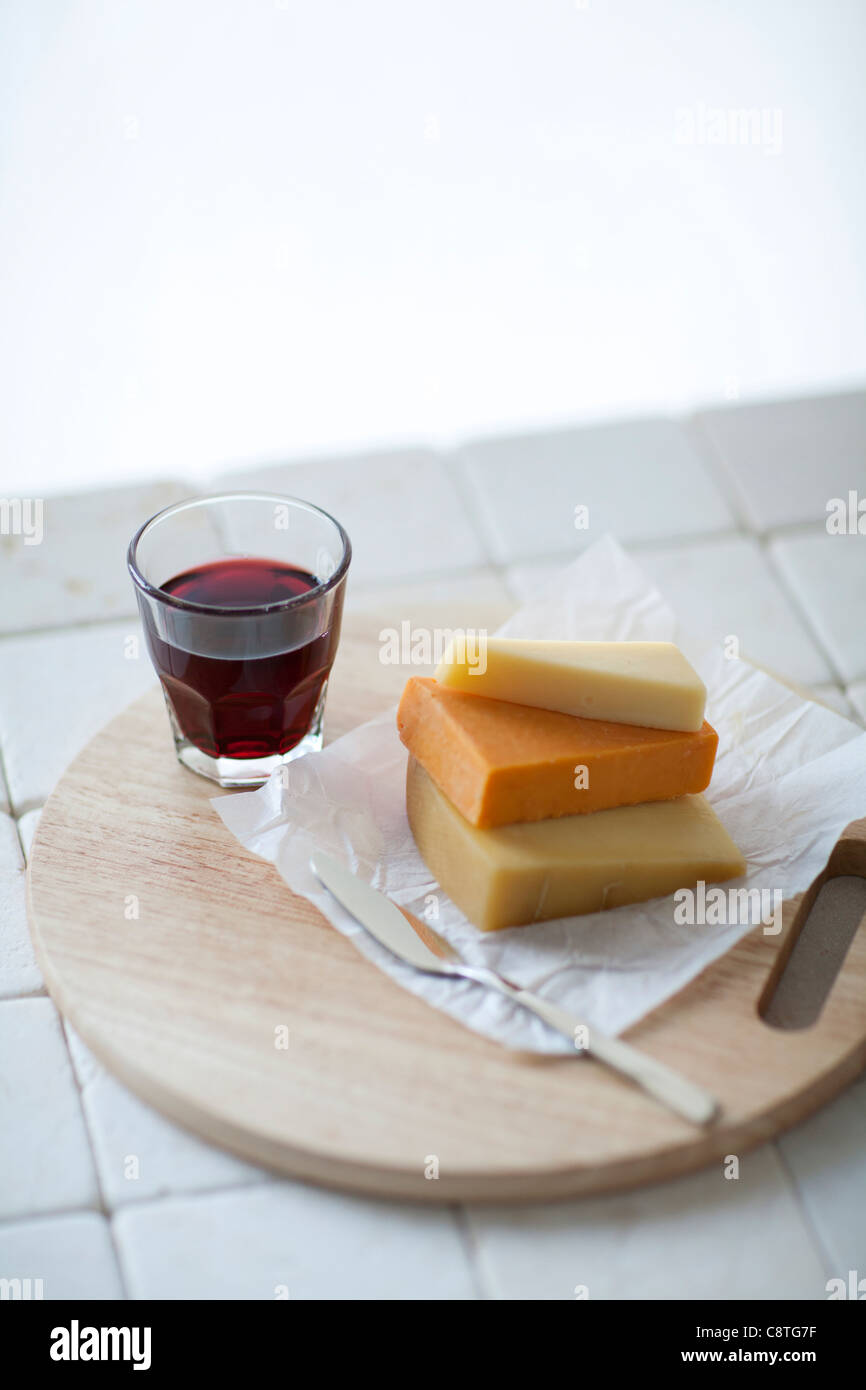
[128,493,351,787]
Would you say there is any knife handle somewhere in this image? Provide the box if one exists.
[476,972,719,1127]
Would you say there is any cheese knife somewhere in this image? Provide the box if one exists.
[310,850,719,1126]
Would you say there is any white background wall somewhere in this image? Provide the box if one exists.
[2,0,865,496]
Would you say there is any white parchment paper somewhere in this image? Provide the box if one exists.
[214,534,866,1051]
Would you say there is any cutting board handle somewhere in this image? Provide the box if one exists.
[759,816,866,1022]
[792,815,866,921]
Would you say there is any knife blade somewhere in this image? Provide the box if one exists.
[310,851,453,975]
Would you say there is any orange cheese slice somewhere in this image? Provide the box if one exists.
[397,676,718,828]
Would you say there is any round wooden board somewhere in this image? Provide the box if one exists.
[26,618,866,1202]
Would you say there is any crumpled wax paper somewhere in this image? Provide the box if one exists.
[214,534,866,1052]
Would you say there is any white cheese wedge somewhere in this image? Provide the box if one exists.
[406,757,745,931]
[435,638,706,732]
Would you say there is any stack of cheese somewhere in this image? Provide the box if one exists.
[397,639,746,931]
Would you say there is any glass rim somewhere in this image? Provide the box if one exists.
[127,491,352,618]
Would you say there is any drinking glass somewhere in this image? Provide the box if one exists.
[128,492,351,787]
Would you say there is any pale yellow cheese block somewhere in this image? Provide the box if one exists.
[434,638,707,732]
[406,757,746,931]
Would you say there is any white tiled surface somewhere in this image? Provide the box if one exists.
[0,481,190,634]
[508,536,834,686]
[632,535,834,685]
[2,398,865,1299]
[115,1185,477,1301]
[770,532,866,683]
[469,1147,827,1301]
[0,1213,124,1299]
[456,418,737,563]
[777,1075,866,1279]
[0,999,99,1221]
[214,448,488,584]
[696,391,866,532]
[347,566,512,614]
[66,1027,269,1208]
[0,620,157,810]
[0,811,41,999]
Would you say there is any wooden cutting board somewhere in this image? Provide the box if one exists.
[26,611,866,1202]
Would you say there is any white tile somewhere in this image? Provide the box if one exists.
[115,1182,477,1300]
[507,539,833,687]
[346,567,514,643]
[214,449,487,584]
[65,1026,270,1208]
[696,391,866,532]
[847,682,866,724]
[0,1212,124,1299]
[0,998,99,1221]
[0,620,157,810]
[778,1075,866,1283]
[468,1145,825,1300]
[347,566,512,613]
[457,418,736,564]
[504,559,565,603]
[770,531,866,682]
[0,481,189,634]
[15,807,42,862]
[631,535,833,685]
[0,812,41,999]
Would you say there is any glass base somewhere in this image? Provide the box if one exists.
[163,684,326,789]
[173,729,324,788]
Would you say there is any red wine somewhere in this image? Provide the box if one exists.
[142,557,342,760]
[162,558,317,609]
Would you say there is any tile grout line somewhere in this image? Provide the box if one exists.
[0,1200,105,1230]
[759,536,849,686]
[348,561,514,606]
[11,795,56,819]
[99,1173,275,1218]
[459,524,759,581]
[0,518,787,647]
[440,450,504,569]
[58,1018,132,1300]
[1,806,54,1005]
[0,1174,275,1236]
[457,1207,501,1300]
[687,411,858,683]
[772,1139,838,1285]
[623,524,751,554]
[768,543,866,684]
[452,1204,493,1300]
[0,740,19,821]
[105,1175,305,1219]
[111,1178,264,1215]
[685,414,756,531]
[0,987,49,1004]
[12,800,44,860]
[755,519,841,542]
[7,524,838,646]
